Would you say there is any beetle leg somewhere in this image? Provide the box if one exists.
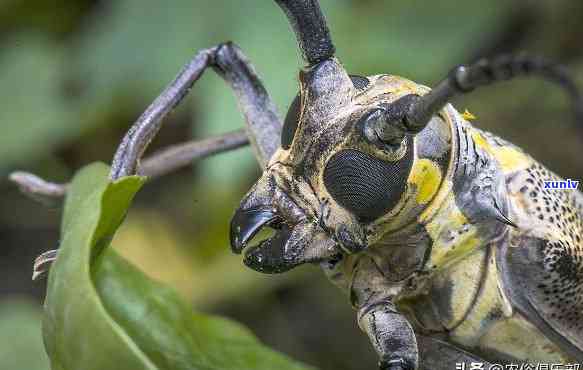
[111,42,282,179]
[416,335,495,370]
[350,257,419,370]
[359,301,418,370]
[322,255,496,369]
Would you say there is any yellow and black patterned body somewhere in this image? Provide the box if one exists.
[330,93,583,364]
[225,2,583,368]
[230,57,583,368]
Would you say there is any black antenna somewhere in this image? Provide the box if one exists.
[274,0,336,65]
[404,53,583,133]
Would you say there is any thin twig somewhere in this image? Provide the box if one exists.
[138,129,248,178]
[9,172,68,203]
[9,130,250,201]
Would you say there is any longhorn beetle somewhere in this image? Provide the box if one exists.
[226,1,583,369]
[12,0,583,369]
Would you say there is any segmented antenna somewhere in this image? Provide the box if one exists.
[405,53,583,133]
[274,0,335,65]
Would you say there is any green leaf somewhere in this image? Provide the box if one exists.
[43,162,315,370]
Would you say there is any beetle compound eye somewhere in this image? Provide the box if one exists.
[350,75,370,91]
[281,93,301,149]
[323,137,413,223]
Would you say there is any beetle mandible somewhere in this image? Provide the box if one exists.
[227,1,583,369]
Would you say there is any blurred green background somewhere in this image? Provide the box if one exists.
[1,1,582,369]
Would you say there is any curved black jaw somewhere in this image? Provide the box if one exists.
[230,182,340,274]
[243,225,297,274]
[229,207,279,254]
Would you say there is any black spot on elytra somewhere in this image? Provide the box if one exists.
[349,75,370,91]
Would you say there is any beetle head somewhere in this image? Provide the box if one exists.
[229,0,453,273]
[230,59,453,273]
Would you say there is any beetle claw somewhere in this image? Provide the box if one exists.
[379,357,412,370]
[238,219,339,274]
[229,207,279,254]
[243,225,294,274]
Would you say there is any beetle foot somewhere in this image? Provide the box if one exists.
[379,357,414,370]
